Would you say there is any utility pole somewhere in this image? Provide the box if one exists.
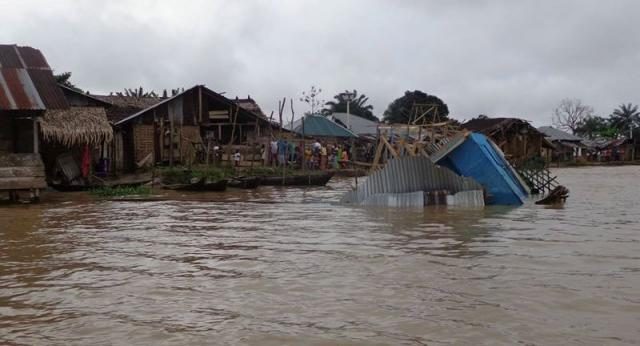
[339,91,357,166]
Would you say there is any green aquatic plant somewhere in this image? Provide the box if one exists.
[90,185,152,197]
[157,166,232,184]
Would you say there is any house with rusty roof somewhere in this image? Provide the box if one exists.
[109,85,277,172]
[1,44,118,197]
[233,96,267,119]
[0,44,69,200]
[461,117,554,165]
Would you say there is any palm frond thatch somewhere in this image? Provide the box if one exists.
[40,107,114,147]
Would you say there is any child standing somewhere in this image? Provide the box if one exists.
[233,149,241,167]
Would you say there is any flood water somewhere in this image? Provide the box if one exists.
[1,166,639,345]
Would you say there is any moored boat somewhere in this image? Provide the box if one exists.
[162,178,227,191]
[259,172,333,186]
[228,176,261,189]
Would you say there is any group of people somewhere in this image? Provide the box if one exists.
[262,139,351,170]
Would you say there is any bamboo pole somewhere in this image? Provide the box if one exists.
[278,98,286,185]
[169,106,174,167]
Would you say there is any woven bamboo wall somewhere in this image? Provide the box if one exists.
[133,124,154,163]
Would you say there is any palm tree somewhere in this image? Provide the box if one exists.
[323,90,377,121]
[610,103,640,138]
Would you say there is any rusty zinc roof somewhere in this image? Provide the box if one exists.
[0,44,68,111]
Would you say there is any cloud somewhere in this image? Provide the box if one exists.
[1,0,638,126]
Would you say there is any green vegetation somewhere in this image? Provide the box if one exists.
[323,89,377,121]
[555,100,640,140]
[157,166,233,184]
[383,90,449,124]
[90,185,152,197]
[245,166,320,177]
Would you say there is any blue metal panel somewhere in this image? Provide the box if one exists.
[435,133,527,205]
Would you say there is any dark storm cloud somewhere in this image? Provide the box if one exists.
[1,0,638,125]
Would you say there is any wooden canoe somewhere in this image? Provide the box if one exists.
[228,176,261,189]
[162,178,227,191]
[259,172,333,186]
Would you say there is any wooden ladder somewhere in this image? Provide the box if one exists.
[516,167,558,194]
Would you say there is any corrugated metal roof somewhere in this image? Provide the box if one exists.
[0,44,68,111]
[234,98,267,118]
[341,156,483,205]
[16,46,49,69]
[330,113,379,136]
[288,114,357,138]
[537,126,583,142]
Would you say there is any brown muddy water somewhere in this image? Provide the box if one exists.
[1,167,639,345]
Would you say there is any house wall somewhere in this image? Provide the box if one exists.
[113,131,124,172]
[133,124,155,163]
[490,131,545,163]
[0,117,12,153]
[133,123,201,166]
[13,118,35,153]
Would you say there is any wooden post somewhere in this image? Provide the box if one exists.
[179,125,183,165]
[301,116,306,173]
[32,115,38,154]
[278,98,286,184]
[198,86,203,123]
[30,115,40,201]
[169,108,174,167]
[159,117,165,162]
[228,105,240,146]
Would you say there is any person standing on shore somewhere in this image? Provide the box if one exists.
[320,144,328,170]
[277,139,288,166]
[233,149,241,168]
[270,140,278,167]
[260,144,268,166]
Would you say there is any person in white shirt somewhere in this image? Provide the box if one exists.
[233,150,241,167]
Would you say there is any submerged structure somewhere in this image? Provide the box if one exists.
[341,156,485,207]
[343,127,533,207]
[431,132,530,205]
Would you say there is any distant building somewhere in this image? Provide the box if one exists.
[287,114,358,140]
[599,138,634,162]
[330,113,379,139]
[537,126,585,162]
[461,117,553,164]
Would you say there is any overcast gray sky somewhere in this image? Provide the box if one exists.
[1,0,638,125]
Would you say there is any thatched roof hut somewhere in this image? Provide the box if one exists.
[39,107,113,147]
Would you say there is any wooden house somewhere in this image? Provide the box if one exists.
[461,117,554,165]
[0,44,68,201]
[537,126,586,162]
[38,86,114,187]
[110,85,275,172]
[600,138,634,162]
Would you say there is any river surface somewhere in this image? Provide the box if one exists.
[1,166,639,345]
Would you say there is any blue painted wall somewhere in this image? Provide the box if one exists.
[436,133,527,205]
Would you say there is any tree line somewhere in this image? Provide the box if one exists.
[300,86,449,124]
[553,98,640,140]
